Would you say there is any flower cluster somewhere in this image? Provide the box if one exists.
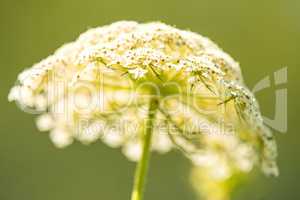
[8,21,278,198]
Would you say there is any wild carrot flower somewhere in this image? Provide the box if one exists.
[8,21,278,200]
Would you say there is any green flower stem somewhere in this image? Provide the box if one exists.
[131,98,159,200]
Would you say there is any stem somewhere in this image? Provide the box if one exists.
[131,98,158,200]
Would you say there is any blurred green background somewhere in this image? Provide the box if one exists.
[0,0,299,199]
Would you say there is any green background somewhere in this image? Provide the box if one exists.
[0,0,299,199]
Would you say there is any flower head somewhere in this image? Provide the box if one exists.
[8,21,278,193]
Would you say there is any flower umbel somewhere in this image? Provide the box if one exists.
[8,21,278,200]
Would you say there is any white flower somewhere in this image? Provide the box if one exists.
[36,114,53,131]
[50,128,73,148]
[102,129,123,148]
[152,131,173,154]
[8,86,20,102]
[122,141,142,162]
